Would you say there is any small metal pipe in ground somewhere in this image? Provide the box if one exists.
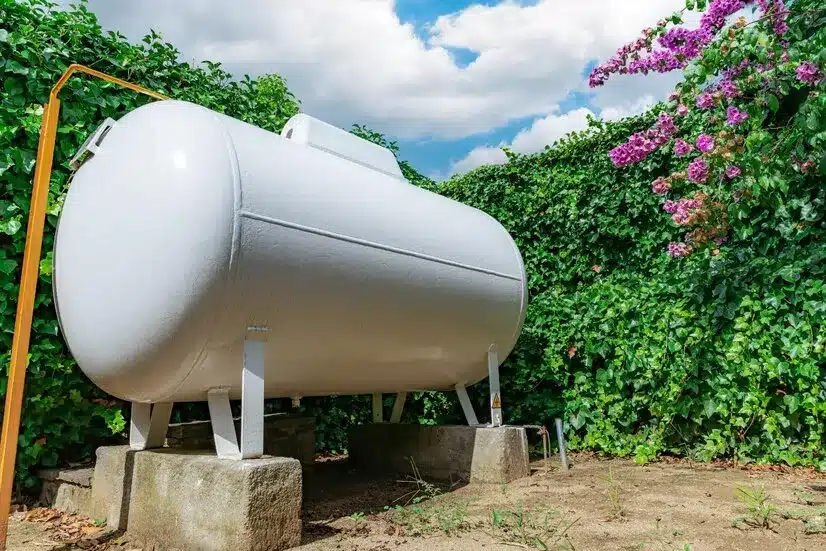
[555,418,569,472]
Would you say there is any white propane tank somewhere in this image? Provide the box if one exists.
[53,100,528,404]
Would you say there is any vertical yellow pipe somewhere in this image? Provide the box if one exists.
[0,65,166,550]
[0,98,60,546]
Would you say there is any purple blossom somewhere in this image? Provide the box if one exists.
[667,242,692,258]
[688,158,710,183]
[608,118,677,167]
[726,165,741,179]
[726,106,749,126]
[758,0,790,36]
[714,237,729,245]
[719,79,739,99]
[676,104,689,117]
[696,134,715,153]
[657,112,678,135]
[665,197,703,225]
[696,93,714,110]
[674,139,693,157]
[796,62,823,85]
[652,177,672,195]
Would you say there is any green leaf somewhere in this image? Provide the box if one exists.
[807,111,821,132]
[0,29,8,42]
[767,95,780,113]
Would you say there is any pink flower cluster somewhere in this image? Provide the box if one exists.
[726,106,749,126]
[652,177,672,195]
[674,139,693,157]
[696,134,715,153]
[667,242,692,258]
[608,113,678,168]
[688,157,710,183]
[796,62,824,85]
[726,165,741,179]
[589,0,789,88]
[758,0,790,37]
[663,196,703,225]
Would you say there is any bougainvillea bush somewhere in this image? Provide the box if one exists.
[442,0,826,468]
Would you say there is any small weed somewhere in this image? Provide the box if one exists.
[394,457,442,506]
[92,518,106,528]
[349,512,365,522]
[600,467,625,519]
[632,520,691,550]
[387,499,470,537]
[732,484,776,529]
[488,503,577,549]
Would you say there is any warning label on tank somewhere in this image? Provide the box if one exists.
[492,393,501,409]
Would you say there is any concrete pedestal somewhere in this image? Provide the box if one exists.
[91,446,302,551]
[348,424,530,484]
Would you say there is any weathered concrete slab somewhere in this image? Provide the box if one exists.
[91,446,302,551]
[38,467,93,516]
[166,413,315,466]
[348,424,529,484]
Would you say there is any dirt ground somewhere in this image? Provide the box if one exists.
[8,454,826,551]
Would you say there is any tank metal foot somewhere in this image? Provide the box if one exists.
[488,345,502,427]
[207,388,240,459]
[206,327,268,460]
[372,393,383,423]
[129,401,173,450]
[455,384,479,426]
[389,392,407,423]
[241,331,265,459]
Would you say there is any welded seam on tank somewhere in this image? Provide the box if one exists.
[239,210,523,281]
[155,109,244,404]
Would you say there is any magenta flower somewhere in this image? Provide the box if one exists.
[674,139,693,157]
[652,177,671,195]
[714,237,729,246]
[796,62,823,85]
[676,104,689,117]
[696,134,714,153]
[657,112,678,136]
[726,165,741,179]
[688,158,710,183]
[665,197,703,225]
[696,93,714,110]
[667,242,691,258]
[726,106,749,126]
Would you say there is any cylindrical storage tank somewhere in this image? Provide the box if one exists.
[53,100,528,404]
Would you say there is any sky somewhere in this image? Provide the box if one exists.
[71,0,694,180]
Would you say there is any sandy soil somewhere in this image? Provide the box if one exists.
[8,454,826,551]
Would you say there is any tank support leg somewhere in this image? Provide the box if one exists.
[240,335,265,459]
[488,345,503,427]
[455,384,479,426]
[372,393,383,423]
[129,401,173,450]
[390,392,407,423]
[207,388,240,459]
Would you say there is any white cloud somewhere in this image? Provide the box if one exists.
[448,106,595,174]
[75,0,688,140]
[600,95,657,122]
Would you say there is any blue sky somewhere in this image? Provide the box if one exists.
[80,0,686,178]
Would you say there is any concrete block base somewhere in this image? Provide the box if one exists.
[91,446,302,551]
[348,424,529,484]
[38,467,93,516]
